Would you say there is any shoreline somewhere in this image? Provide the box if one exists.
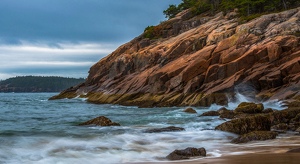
[137,153,300,164]
[132,134,300,164]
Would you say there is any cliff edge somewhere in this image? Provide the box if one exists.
[50,8,300,107]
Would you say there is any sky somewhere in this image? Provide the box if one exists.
[0,0,182,80]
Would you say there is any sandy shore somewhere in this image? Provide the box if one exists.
[132,134,300,164]
[134,152,300,164]
[140,153,300,164]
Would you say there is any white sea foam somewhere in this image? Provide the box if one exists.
[0,93,290,164]
[0,129,238,164]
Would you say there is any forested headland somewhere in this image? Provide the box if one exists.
[0,76,85,93]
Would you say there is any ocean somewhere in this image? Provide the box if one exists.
[0,93,288,163]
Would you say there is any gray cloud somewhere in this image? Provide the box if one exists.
[0,0,182,80]
[0,0,182,45]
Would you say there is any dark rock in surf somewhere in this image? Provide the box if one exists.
[215,115,271,135]
[219,108,235,119]
[232,131,278,143]
[183,107,197,113]
[286,147,300,153]
[271,123,288,131]
[291,113,300,123]
[217,107,228,112]
[198,111,219,117]
[145,126,184,133]
[166,147,206,160]
[78,116,120,126]
[262,108,273,113]
[234,102,264,114]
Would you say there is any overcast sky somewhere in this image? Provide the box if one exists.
[0,0,182,80]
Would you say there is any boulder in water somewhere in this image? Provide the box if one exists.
[234,102,264,114]
[219,108,235,119]
[166,147,206,160]
[198,111,219,117]
[291,113,300,123]
[183,107,197,113]
[215,115,271,135]
[271,123,288,131]
[145,126,184,133]
[78,116,120,126]
[232,131,278,143]
[262,108,274,113]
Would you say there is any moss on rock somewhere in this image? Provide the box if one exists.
[215,115,271,135]
[48,92,78,100]
[183,107,197,113]
[198,111,219,117]
[271,123,288,131]
[234,102,264,114]
[232,131,278,143]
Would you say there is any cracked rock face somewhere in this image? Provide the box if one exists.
[52,8,300,107]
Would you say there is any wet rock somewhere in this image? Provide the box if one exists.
[287,101,300,108]
[269,107,300,126]
[232,131,278,143]
[145,126,184,133]
[286,147,300,153]
[219,108,235,119]
[262,108,274,113]
[183,107,197,113]
[198,111,219,117]
[234,102,264,114]
[215,115,271,135]
[272,130,286,134]
[271,123,288,131]
[217,107,228,112]
[288,122,300,131]
[79,116,120,126]
[291,113,300,123]
[166,147,206,160]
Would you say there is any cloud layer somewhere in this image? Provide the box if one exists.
[0,0,182,80]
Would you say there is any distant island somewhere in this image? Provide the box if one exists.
[0,76,85,93]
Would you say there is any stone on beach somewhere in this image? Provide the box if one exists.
[166,147,206,160]
[271,123,288,131]
[232,131,278,143]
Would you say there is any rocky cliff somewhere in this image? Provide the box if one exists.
[50,8,300,107]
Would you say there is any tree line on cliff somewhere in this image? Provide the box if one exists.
[0,76,85,93]
[163,0,299,19]
[144,0,299,39]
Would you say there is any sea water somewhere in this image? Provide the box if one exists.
[0,93,286,164]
